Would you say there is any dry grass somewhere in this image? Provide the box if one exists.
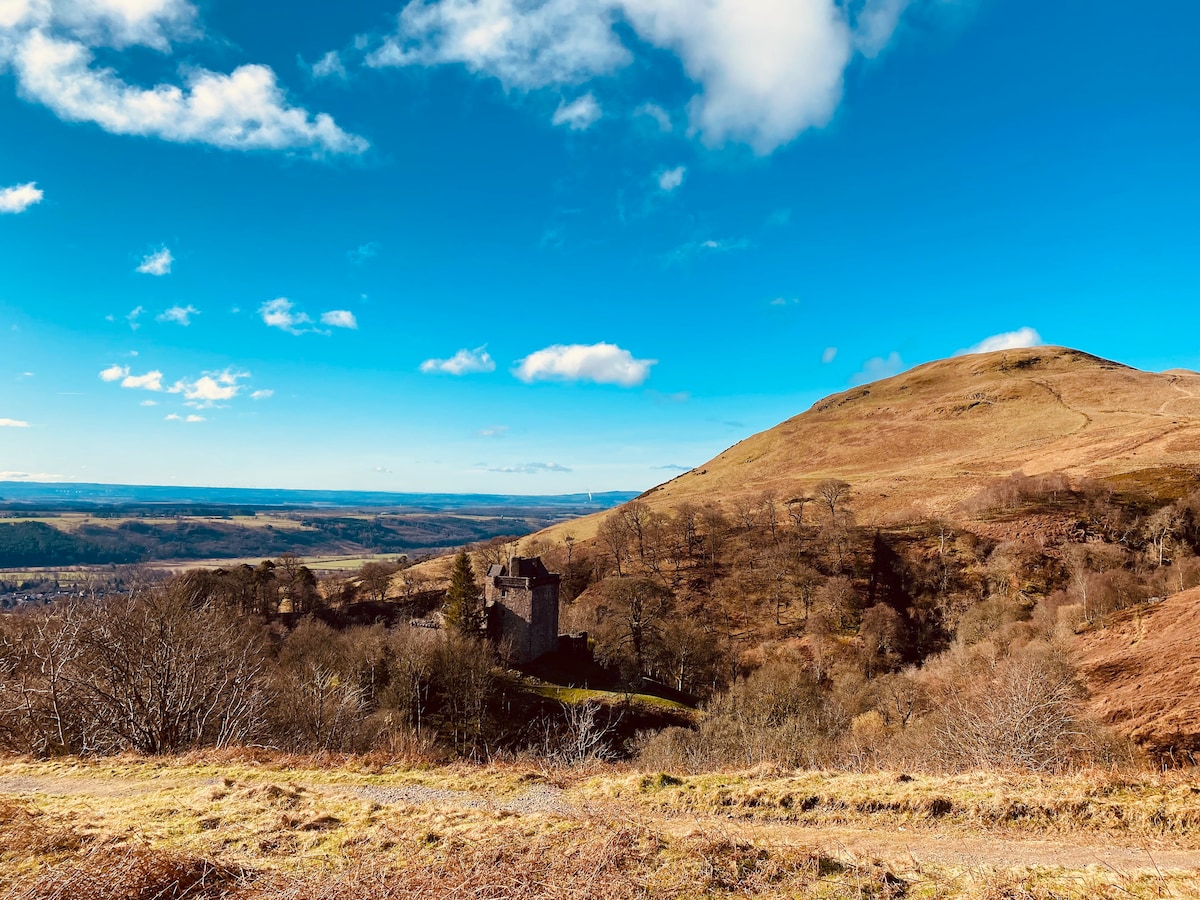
[584,768,1200,844]
[1,754,1199,899]
[517,346,1200,551]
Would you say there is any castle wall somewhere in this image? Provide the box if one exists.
[484,559,561,664]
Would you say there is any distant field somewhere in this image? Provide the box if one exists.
[146,554,405,573]
[0,513,315,532]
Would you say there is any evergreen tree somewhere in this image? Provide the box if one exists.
[444,550,483,635]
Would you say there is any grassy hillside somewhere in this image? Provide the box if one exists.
[528,346,1200,548]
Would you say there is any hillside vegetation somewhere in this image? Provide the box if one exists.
[534,347,1200,546]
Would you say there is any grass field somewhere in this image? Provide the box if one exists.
[1,754,1198,899]
[0,513,316,532]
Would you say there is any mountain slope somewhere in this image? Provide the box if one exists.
[549,346,1200,541]
[1077,587,1200,758]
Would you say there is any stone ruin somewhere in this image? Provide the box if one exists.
[484,556,560,664]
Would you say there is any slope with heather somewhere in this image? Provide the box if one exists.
[538,346,1200,546]
[1077,586,1200,759]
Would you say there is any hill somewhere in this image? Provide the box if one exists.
[1078,587,1200,760]
[535,346,1200,544]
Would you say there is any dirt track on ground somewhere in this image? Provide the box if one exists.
[4,771,1199,874]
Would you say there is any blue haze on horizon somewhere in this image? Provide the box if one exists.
[1,0,1197,493]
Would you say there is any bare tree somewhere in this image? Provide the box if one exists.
[813,479,851,524]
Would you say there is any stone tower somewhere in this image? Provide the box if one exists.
[484,556,560,663]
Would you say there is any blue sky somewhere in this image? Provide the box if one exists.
[1,0,1198,493]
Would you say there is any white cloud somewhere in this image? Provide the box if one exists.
[157,304,197,325]
[822,346,837,364]
[251,389,274,400]
[0,418,30,427]
[165,413,182,420]
[956,327,1043,356]
[420,346,496,375]
[368,0,914,153]
[0,181,43,213]
[850,351,904,386]
[260,298,314,334]
[126,305,145,329]
[140,399,158,406]
[6,30,367,156]
[514,342,655,387]
[668,236,751,263]
[3,0,198,52]
[552,93,601,130]
[0,471,62,480]
[657,165,685,191]
[367,0,631,88]
[321,309,358,329]
[121,369,164,391]
[99,365,165,390]
[185,414,205,422]
[635,101,672,131]
[488,462,572,474]
[137,247,173,275]
[311,50,347,80]
[170,368,247,407]
[478,425,509,437]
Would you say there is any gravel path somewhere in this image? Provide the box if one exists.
[350,782,580,817]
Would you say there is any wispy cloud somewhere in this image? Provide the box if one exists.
[515,342,655,387]
[0,418,30,428]
[321,309,358,329]
[478,425,509,438]
[0,182,44,214]
[99,365,164,391]
[251,389,274,400]
[260,298,313,334]
[956,327,1043,356]
[260,298,355,335]
[655,464,692,471]
[157,304,198,325]
[487,462,572,474]
[311,50,347,80]
[348,242,378,264]
[0,472,62,481]
[552,93,601,131]
[420,347,496,376]
[125,306,145,330]
[170,369,248,408]
[667,237,752,265]
[635,102,672,132]
[850,352,905,386]
[822,346,837,364]
[165,413,205,423]
[365,0,915,154]
[6,21,367,157]
[137,247,173,276]
[657,166,686,192]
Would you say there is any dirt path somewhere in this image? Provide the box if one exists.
[1158,376,1199,416]
[4,772,1199,874]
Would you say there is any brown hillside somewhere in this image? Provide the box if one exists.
[1077,587,1200,759]
[541,346,1200,543]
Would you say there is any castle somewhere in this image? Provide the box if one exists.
[484,557,560,664]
